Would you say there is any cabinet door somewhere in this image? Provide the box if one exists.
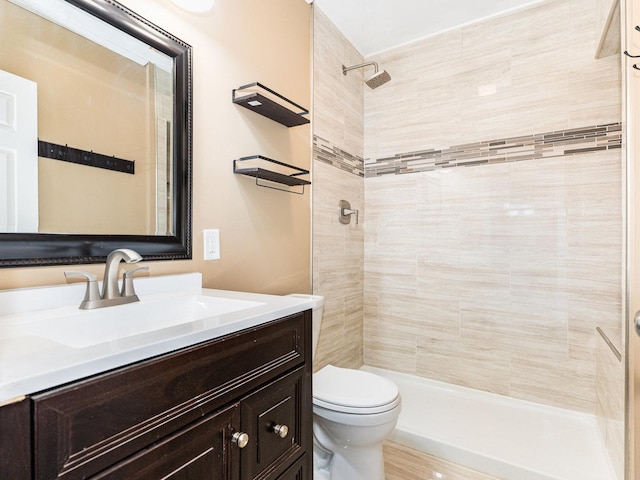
[0,397,31,480]
[91,404,240,480]
[240,367,310,480]
[276,454,308,480]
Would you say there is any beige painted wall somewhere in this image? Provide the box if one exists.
[0,0,151,234]
[0,0,312,296]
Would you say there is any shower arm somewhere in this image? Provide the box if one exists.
[342,61,380,76]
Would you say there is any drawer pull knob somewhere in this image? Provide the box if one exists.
[273,424,289,438]
[232,432,249,448]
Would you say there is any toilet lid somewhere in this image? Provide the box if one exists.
[313,365,399,410]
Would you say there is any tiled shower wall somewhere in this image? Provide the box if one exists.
[312,8,365,371]
[363,0,624,416]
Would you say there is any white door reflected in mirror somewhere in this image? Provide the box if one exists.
[0,69,38,233]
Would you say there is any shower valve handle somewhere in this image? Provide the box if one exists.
[342,207,359,224]
[339,200,359,225]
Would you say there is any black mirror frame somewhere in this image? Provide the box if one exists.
[0,0,192,268]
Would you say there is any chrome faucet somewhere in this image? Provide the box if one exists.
[101,248,142,300]
[65,248,148,310]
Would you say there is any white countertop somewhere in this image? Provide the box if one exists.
[0,273,314,404]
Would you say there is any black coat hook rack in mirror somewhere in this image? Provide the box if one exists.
[38,140,135,174]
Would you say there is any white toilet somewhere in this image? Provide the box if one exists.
[288,294,401,480]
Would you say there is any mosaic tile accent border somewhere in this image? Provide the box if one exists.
[365,122,622,178]
[314,135,364,177]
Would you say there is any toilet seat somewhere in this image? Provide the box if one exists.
[313,365,400,414]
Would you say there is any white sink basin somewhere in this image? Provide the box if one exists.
[18,294,264,348]
[0,273,316,404]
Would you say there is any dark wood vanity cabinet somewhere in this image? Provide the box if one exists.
[0,310,312,480]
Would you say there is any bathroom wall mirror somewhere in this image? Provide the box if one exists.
[0,0,192,267]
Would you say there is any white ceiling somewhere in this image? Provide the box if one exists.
[313,0,545,57]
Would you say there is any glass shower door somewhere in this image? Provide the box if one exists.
[626,0,640,477]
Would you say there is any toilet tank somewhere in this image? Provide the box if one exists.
[287,294,324,360]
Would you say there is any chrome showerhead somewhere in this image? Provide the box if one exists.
[365,69,391,89]
[342,61,391,89]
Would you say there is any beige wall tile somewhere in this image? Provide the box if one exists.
[364,330,417,375]
[361,0,622,414]
[315,0,623,437]
[509,353,596,412]
[384,441,502,480]
[312,0,624,473]
[312,11,364,371]
[416,335,512,395]
[365,149,622,412]
[313,8,364,155]
[365,0,619,160]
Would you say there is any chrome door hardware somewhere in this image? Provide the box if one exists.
[232,432,249,448]
[339,200,359,225]
[272,424,289,438]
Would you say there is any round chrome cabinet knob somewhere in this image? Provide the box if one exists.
[232,432,249,448]
[273,424,289,438]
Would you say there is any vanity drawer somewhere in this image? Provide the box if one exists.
[32,311,310,480]
[240,367,309,480]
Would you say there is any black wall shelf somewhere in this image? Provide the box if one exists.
[233,155,311,194]
[232,82,310,127]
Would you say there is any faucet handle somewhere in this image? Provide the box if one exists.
[65,271,97,282]
[121,266,149,298]
[64,271,101,309]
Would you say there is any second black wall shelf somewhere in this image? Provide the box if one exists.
[233,155,311,194]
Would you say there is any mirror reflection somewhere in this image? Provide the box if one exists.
[0,0,174,236]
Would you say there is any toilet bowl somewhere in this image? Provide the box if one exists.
[313,364,401,480]
[287,294,401,480]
